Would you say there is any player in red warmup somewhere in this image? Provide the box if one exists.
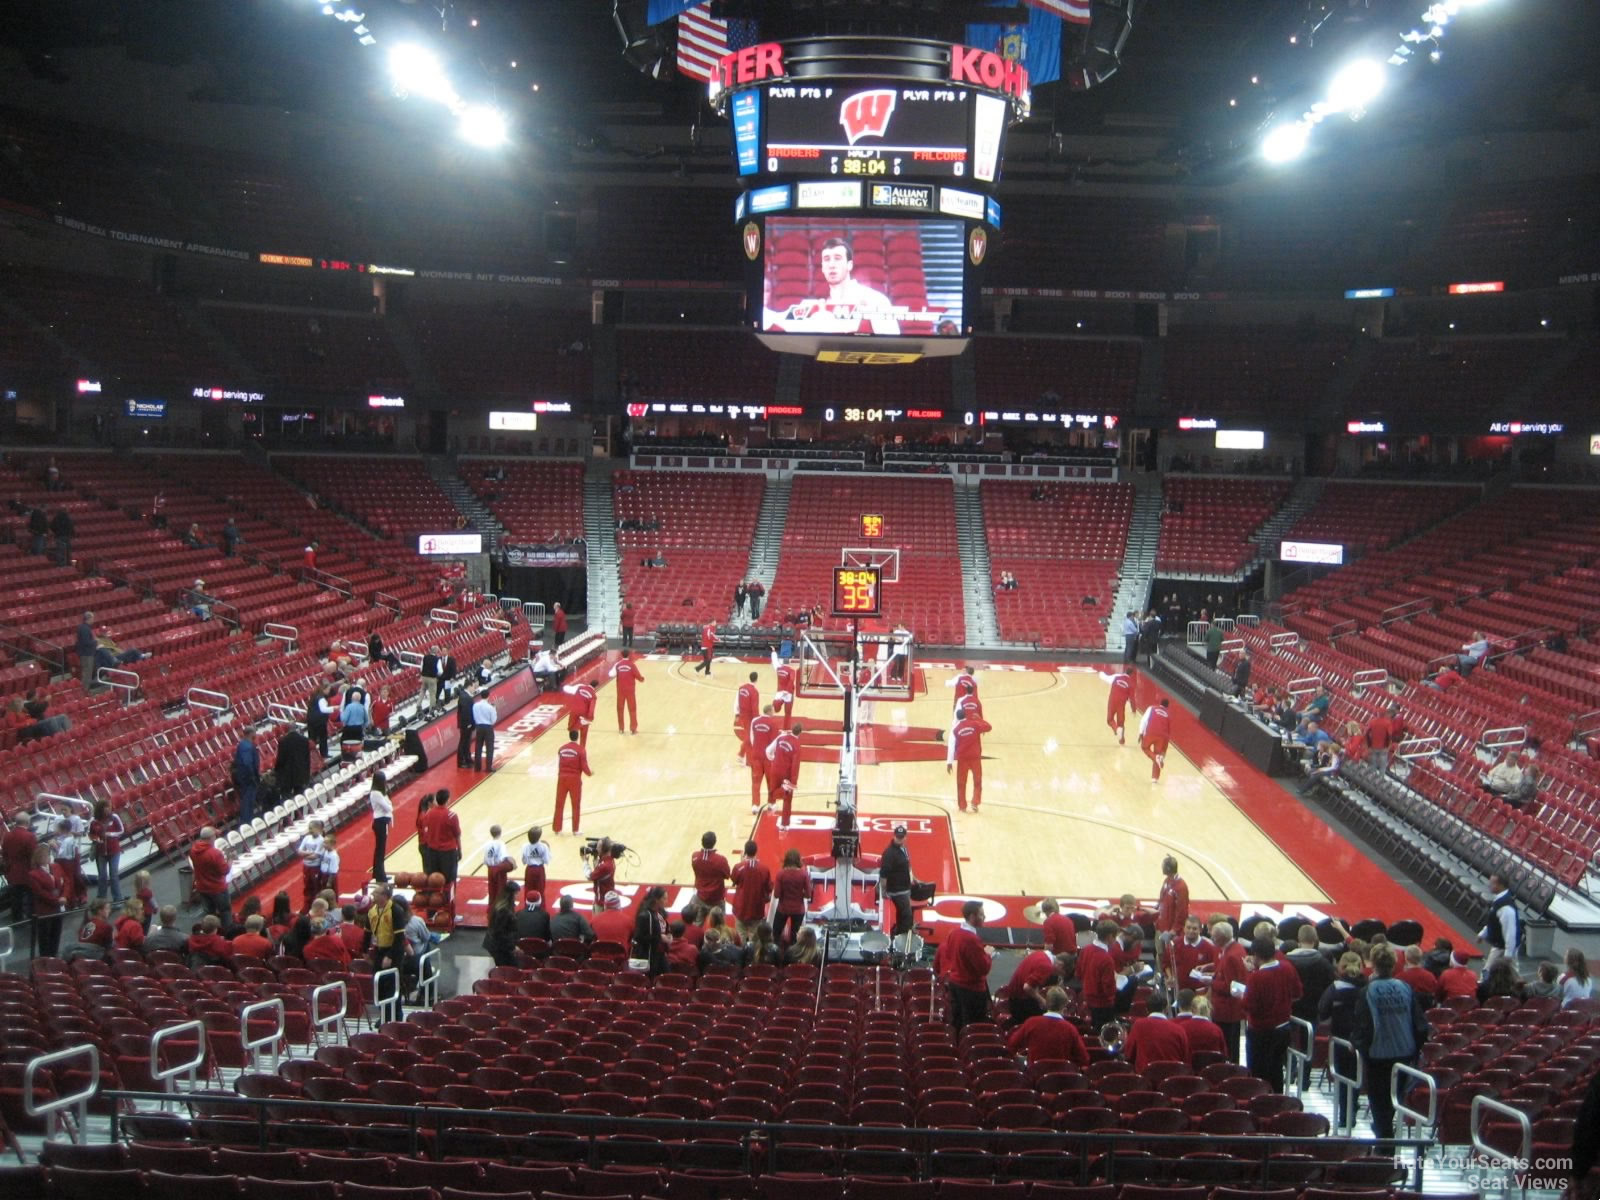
[1139,695,1172,782]
[734,671,760,764]
[1106,669,1136,745]
[553,728,592,835]
[610,651,645,734]
[747,703,782,814]
[564,677,598,747]
[950,666,981,719]
[771,652,797,723]
[946,699,993,813]
[766,722,805,830]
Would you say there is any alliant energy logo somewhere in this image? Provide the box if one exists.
[840,89,897,145]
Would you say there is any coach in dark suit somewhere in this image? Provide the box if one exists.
[275,727,312,798]
[455,687,475,768]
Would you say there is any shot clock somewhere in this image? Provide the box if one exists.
[832,566,883,618]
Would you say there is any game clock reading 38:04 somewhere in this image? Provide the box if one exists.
[832,567,883,618]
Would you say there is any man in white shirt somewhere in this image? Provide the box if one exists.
[471,691,498,771]
[788,238,901,335]
[368,778,394,884]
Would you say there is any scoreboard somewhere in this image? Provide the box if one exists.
[762,84,999,181]
[832,566,883,618]
[713,37,1027,359]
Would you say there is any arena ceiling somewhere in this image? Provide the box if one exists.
[0,1,1595,188]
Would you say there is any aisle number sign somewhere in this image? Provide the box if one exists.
[861,513,885,539]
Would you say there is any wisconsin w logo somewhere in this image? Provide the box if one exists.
[840,89,896,145]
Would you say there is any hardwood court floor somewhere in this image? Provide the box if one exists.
[379,659,1327,909]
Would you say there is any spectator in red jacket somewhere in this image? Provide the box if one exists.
[27,844,65,957]
[1005,987,1089,1066]
[72,898,115,958]
[230,915,273,959]
[1004,949,1068,1024]
[691,831,732,909]
[3,816,40,924]
[1039,898,1079,958]
[186,915,235,966]
[730,841,773,942]
[188,827,230,920]
[665,921,699,974]
[773,848,810,945]
[1395,945,1440,1004]
[934,900,995,1030]
[1243,935,1304,1092]
[1079,919,1132,1028]
[1437,952,1480,1000]
[1173,989,1228,1062]
[301,917,350,967]
[1124,991,1192,1071]
[1207,921,1250,1063]
[113,898,147,951]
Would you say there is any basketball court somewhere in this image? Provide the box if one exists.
[253,633,1462,939]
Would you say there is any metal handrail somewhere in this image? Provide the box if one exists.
[185,687,230,713]
[415,947,441,1008]
[1471,1093,1531,1167]
[241,998,285,1072]
[342,639,370,663]
[1396,736,1443,760]
[370,966,402,1026]
[267,701,303,725]
[24,1043,99,1143]
[263,622,299,647]
[1481,725,1527,750]
[1286,1016,1315,1098]
[0,621,67,672]
[1269,631,1301,650]
[36,792,93,815]
[96,665,140,701]
[396,649,424,670]
[428,607,460,627]
[496,595,521,614]
[1380,597,1433,625]
[1352,668,1390,690]
[1573,709,1600,741]
[310,980,347,1046]
[1329,618,1360,640]
[484,617,512,633]
[1235,614,1261,628]
[304,567,353,598]
[1287,675,1322,696]
[1393,1062,1438,1135]
[1327,1035,1363,1136]
[1219,638,1246,653]
[373,591,402,618]
[150,1019,206,1096]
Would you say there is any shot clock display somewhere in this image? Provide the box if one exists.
[861,513,885,540]
[832,566,883,618]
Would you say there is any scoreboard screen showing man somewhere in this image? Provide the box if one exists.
[762,82,981,179]
[832,566,883,618]
[760,216,965,337]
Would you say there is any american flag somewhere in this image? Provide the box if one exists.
[1023,0,1092,25]
[676,4,758,83]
